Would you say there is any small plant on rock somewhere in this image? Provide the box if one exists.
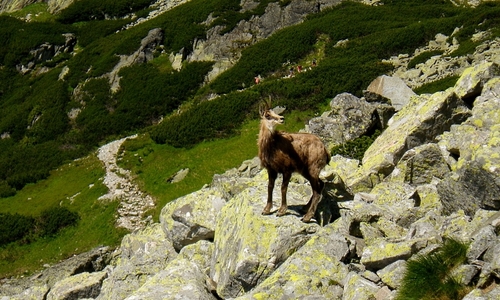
[396,238,471,300]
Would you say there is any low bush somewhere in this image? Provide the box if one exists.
[396,238,470,300]
[0,213,34,246]
[151,90,260,147]
[331,130,381,161]
[37,206,80,237]
[57,0,153,24]
[407,50,444,69]
[414,75,459,94]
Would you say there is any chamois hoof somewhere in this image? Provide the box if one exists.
[262,209,272,216]
[301,214,316,223]
[276,208,287,217]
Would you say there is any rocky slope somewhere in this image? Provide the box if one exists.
[2,31,500,298]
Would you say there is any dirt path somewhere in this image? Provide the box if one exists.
[97,135,155,231]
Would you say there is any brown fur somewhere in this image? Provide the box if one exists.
[258,102,331,222]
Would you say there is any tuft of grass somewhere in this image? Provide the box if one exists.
[396,238,471,300]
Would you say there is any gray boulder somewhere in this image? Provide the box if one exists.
[97,224,177,300]
[307,92,395,149]
[365,75,417,111]
[159,188,226,251]
[236,224,350,299]
[46,271,107,300]
[210,183,320,298]
[124,259,216,300]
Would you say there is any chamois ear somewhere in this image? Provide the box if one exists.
[272,106,286,115]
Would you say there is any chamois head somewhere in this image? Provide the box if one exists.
[259,100,286,133]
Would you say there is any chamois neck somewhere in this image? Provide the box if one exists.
[258,120,276,149]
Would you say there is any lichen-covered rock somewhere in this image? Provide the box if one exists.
[360,239,416,270]
[47,271,107,300]
[124,259,216,300]
[97,224,176,300]
[2,284,50,300]
[454,62,500,100]
[349,87,470,192]
[388,143,451,185]
[342,272,381,300]
[160,188,226,251]
[437,160,500,216]
[210,184,320,298]
[376,260,406,289]
[178,240,213,273]
[236,224,350,299]
[308,92,394,149]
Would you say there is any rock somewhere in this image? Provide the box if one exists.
[35,246,112,287]
[97,224,177,300]
[343,272,381,300]
[376,260,406,289]
[160,188,226,251]
[360,239,416,270]
[47,271,107,300]
[178,240,213,273]
[348,86,470,192]
[388,143,451,185]
[1,284,50,300]
[237,224,350,299]
[107,28,164,92]
[454,62,500,102]
[365,75,417,111]
[167,168,189,183]
[210,184,320,298]
[307,92,395,149]
[124,259,216,300]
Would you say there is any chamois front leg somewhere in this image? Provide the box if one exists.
[262,169,277,215]
[277,172,291,217]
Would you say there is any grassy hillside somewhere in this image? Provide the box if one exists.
[1,0,500,278]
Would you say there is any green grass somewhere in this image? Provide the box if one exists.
[120,109,315,221]
[0,155,126,278]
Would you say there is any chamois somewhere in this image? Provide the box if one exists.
[258,101,331,223]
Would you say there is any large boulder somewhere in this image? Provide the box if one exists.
[124,259,216,300]
[365,75,417,111]
[436,75,500,216]
[307,93,395,149]
[236,224,351,299]
[160,188,226,251]
[97,224,177,300]
[210,182,320,299]
[46,271,107,300]
[348,85,471,192]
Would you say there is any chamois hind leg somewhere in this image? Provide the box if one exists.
[302,178,324,223]
[277,172,291,217]
[262,169,277,215]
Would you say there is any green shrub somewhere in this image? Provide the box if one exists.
[0,213,35,246]
[37,207,80,237]
[331,130,381,161]
[0,180,16,198]
[414,75,459,94]
[407,50,444,69]
[151,90,260,147]
[396,238,470,300]
[57,0,153,23]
